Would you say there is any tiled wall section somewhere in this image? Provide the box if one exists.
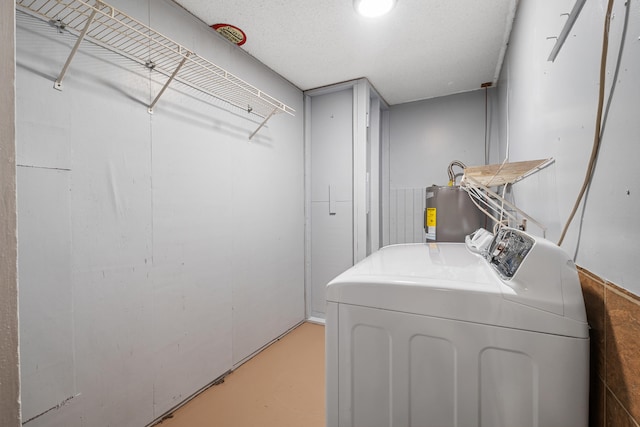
[578,266,640,427]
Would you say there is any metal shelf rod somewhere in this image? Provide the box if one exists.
[249,107,278,140]
[148,53,189,113]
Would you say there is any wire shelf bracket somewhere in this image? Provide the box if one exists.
[16,0,295,139]
[148,53,189,114]
[54,5,97,90]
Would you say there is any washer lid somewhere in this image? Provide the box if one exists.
[326,243,588,338]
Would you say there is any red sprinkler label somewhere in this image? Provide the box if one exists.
[211,23,247,46]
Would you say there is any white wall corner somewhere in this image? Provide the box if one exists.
[0,0,21,425]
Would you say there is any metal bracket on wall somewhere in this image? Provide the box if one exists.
[249,107,279,140]
[54,5,98,90]
[148,53,190,114]
[17,0,295,139]
[547,0,586,62]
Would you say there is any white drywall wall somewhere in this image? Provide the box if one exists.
[0,2,21,426]
[497,0,640,293]
[388,89,498,190]
[16,0,304,425]
[385,89,498,244]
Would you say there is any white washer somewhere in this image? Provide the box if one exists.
[326,228,589,427]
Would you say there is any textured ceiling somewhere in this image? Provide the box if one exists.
[172,0,518,105]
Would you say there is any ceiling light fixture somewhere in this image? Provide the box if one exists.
[354,0,396,18]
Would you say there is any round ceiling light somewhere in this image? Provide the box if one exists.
[354,0,396,17]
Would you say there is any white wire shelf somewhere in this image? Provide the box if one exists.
[460,159,555,236]
[16,0,295,138]
[463,159,554,187]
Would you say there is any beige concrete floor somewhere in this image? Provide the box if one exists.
[155,322,325,427]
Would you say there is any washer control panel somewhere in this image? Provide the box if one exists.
[485,228,535,279]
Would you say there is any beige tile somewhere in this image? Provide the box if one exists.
[608,281,640,305]
[606,388,639,427]
[606,287,640,424]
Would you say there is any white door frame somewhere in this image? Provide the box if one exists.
[304,79,388,320]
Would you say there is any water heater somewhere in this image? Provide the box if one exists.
[424,185,484,242]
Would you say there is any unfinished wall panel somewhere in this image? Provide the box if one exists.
[15,0,304,425]
[497,0,640,293]
[18,167,74,423]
